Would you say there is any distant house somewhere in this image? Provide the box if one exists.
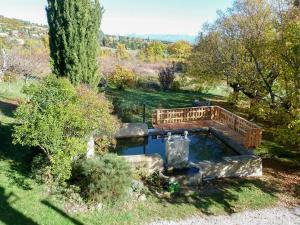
[15,39,25,45]
[0,32,8,38]
[11,30,19,36]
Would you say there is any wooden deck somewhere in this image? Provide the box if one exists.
[152,106,263,148]
[153,120,245,146]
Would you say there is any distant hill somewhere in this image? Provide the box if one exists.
[127,34,197,44]
[0,15,196,50]
[0,15,48,41]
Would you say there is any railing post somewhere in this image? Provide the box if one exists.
[244,130,251,148]
[233,118,237,131]
[143,104,146,123]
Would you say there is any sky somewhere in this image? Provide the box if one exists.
[0,0,234,35]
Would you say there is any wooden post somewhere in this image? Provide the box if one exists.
[143,104,146,123]
[233,118,237,131]
[244,130,251,148]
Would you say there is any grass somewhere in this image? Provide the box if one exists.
[0,79,28,101]
[105,86,226,126]
[0,80,297,225]
[255,130,300,169]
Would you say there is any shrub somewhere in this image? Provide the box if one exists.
[100,48,113,58]
[31,153,52,185]
[158,66,175,91]
[13,75,119,184]
[3,71,18,83]
[73,154,132,204]
[171,80,181,91]
[168,181,181,194]
[54,184,86,213]
[115,43,130,60]
[109,65,136,90]
[168,40,192,63]
[112,98,143,123]
[144,172,167,193]
[142,41,167,62]
[274,110,300,146]
[135,77,161,91]
[130,180,149,199]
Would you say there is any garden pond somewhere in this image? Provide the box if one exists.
[114,132,239,163]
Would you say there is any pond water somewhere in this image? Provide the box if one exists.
[114,133,239,162]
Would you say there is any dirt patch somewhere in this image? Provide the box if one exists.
[263,158,300,206]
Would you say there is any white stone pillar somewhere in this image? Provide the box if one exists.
[166,131,190,169]
[86,136,95,159]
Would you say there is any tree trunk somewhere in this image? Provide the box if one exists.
[0,49,7,82]
[232,89,240,104]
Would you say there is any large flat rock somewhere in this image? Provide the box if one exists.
[116,123,148,138]
[122,154,164,175]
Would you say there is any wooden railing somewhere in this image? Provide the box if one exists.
[152,106,213,125]
[152,106,262,149]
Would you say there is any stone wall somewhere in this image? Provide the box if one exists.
[193,155,262,180]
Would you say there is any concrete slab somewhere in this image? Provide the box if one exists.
[116,123,148,138]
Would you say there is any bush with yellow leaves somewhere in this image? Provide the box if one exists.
[109,65,136,90]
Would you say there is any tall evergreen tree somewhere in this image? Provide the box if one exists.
[46,0,102,87]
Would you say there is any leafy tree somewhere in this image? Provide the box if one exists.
[142,41,167,62]
[275,109,300,146]
[188,0,300,147]
[168,41,192,62]
[13,75,119,183]
[46,0,102,87]
[274,2,300,108]
[115,43,130,60]
[188,0,300,110]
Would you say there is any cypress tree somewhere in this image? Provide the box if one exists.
[46,0,102,87]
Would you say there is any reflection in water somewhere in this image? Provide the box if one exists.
[115,133,238,162]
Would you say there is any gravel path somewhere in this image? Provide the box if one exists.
[148,206,300,225]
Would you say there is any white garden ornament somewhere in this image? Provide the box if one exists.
[166,131,190,169]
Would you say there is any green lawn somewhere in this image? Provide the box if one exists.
[105,87,226,126]
[0,81,293,225]
[0,79,28,101]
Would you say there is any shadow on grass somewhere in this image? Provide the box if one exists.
[256,131,300,169]
[41,200,84,225]
[0,100,17,118]
[0,107,34,190]
[148,178,279,215]
[0,186,38,225]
